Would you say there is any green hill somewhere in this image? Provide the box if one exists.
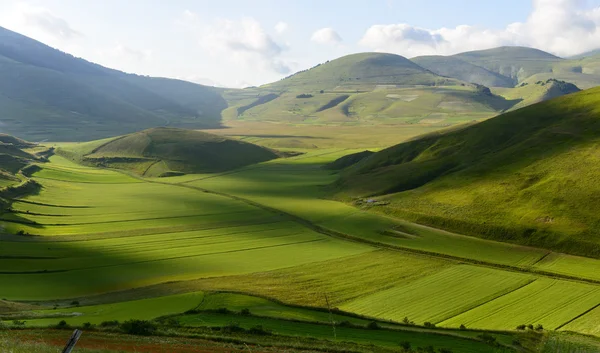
[0,26,227,141]
[452,46,562,83]
[332,86,600,257]
[493,79,580,111]
[264,52,458,92]
[59,127,280,176]
[411,55,515,87]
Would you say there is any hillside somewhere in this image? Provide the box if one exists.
[493,79,580,111]
[58,127,280,176]
[332,86,600,257]
[0,26,227,141]
[411,55,515,87]
[264,52,458,91]
[452,46,562,83]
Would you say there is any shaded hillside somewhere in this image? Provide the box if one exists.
[60,127,279,177]
[333,86,600,257]
[0,26,227,141]
[264,52,458,91]
[411,55,515,87]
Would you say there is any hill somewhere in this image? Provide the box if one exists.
[332,86,600,257]
[493,79,580,110]
[411,55,515,88]
[264,52,458,91]
[0,26,227,141]
[58,127,280,176]
[452,46,562,83]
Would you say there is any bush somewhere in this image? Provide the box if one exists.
[12,320,25,326]
[240,308,251,316]
[367,321,380,330]
[248,325,271,335]
[478,333,497,345]
[120,320,157,336]
[399,341,411,350]
[296,94,313,99]
[527,324,534,330]
[82,322,93,329]
[56,320,70,329]
[516,324,526,330]
[459,324,466,330]
[424,321,436,328]
[535,324,544,331]
[215,308,231,314]
[223,321,245,333]
[403,317,415,325]
[100,320,119,327]
[71,300,80,306]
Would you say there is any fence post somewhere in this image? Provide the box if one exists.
[61,329,82,353]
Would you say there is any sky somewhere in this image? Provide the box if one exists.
[1,0,600,87]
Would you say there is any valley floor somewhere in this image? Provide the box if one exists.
[2,145,600,351]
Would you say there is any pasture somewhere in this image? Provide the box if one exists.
[2,146,600,349]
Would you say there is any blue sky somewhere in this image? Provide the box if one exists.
[0,0,599,87]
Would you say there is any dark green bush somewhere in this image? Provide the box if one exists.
[120,320,157,336]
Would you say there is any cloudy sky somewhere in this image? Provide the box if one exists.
[1,0,600,87]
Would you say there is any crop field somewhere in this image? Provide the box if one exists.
[441,279,600,330]
[2,146,600,347]
[341,265,535,325]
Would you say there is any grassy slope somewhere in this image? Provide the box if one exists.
[452,46,562,83]
[263,52,457,92]
[0,26,225,141]
[333,86,600,257]
[412,55,516,87]
[59,127,279,176]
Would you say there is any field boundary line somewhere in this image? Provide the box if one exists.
[554,302,600,330]
[106,167,600,286]
[437,279,538,325]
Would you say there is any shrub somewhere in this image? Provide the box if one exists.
[403,317,415,325]
[527,324,534,330]
[215,308,231,314]
[99,320,119,327]
[71,300,80,306]
[120,320,157,336]
[424,321,436,328]
[399,341,411,350]
[240,308,251,316]
[535,324,544,331]
[223,321,245,333]
[478,333,497,345]
[296,94,313,99]
[12,320,25,326]
[56,320,70,329]
[248,325,271,335]
[16,230,25,235]
[82,322,93,329]
[367,321,380,330]
[459,324,466,330]
[319,90,324,94]
[516,324,526,330]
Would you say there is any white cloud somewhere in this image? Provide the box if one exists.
[0,3,81,45]
[179,12,292,74]
[311,28,342,45]
[275,21,289,34]
[359,0,600,57]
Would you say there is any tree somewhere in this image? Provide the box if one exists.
[459,324,466,330]
[399,341,411,350]
[120,320,157,335]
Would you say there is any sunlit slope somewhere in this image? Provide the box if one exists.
[333,86,600,256]
[264,52,458,92]
[452,46,562,82]
[58,127,279,176]
[411,55,515,87]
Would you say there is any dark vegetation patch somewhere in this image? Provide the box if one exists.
[326,150,374,170]
[237,94,279,115]
[316,95,350,112]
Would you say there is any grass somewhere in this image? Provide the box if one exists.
[333,86,600,258]
[441,279,600,330]
[341,265,535,325]
[56,127,279,176]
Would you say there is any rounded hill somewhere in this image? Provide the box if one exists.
[73,127,279,177]
[266,52,457,91]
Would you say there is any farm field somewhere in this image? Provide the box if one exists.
[2,145,600,351]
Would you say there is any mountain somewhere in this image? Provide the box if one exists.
[493,79,580,111]
[0,26,227,141]
[569,49,600,59]
[58,127,280,177]
[264,52,458,91]
[0,133,43,210]
[332,86,600,257]
[452,46,562,83]
[411,55,515,88]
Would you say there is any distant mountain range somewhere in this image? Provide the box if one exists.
[2,26,600,141]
